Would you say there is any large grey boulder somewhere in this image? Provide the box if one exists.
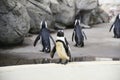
[26,0,109,31]
[100,3,120,22]
[0,0,110,46]
[50,0,60,14]
[15,0,27,6]
[53,0,75,26]
[26,0,54,34]
[75,0,109,26]
[89,7,109,25]
[75,0,98,14]
[75,0,97,27]
[26,0,75,33]
[0,0,30,45]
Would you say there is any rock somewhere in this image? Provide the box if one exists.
[75,0,109,27]
[27,0,76,33]
[54,0,75,26]
[50,0,60,14]
[26,0,54,34]
[25,0,109,30]
[75,0,98,28]
[78,10,92,25]
[75,0,98,14]
[54,23,66,30]
[0,0,30,45]
[89,7,109,25]
[15,0,27,6]
[100,3,120,22]
[98,9,109,23]
[0,0,111,46]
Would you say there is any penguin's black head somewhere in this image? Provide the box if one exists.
[40,20,47,28]
[57,30,64,37]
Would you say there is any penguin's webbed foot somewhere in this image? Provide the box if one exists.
[114,35,117,38]
[62,60,69,65]
[68,58,72,62]
[45,50,50,53]
[56,59,62,64]
[40,50,44,52]
[76,42,84,47]
[80,42,84,47]
[56,59,69,65]
[74,44,77,47]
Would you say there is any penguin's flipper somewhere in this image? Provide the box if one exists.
[82,31,87,40]
[33,35,40,47]
[50,46,56,58]
[65,37,71,51]
[109,19,116,32]
[109,24,114,32]
[72,31,75,42]
[50,35,55,45]
[65,37,69,45]
[63,41,71,60]
[67,49,71,60]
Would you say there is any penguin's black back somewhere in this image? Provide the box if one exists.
[40,28,50,45]
[74,24,84,41]
[40,20,51,47]
[114,15,120,36]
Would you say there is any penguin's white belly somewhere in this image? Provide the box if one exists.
[56,42,69,60]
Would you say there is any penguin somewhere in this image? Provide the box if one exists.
[72,19,87,47]
[109,14,120,38]
[33,20,55,53]
[50,30,71,64]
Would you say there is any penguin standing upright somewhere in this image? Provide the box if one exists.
[72,19,87,47]
[50,30,71,64]
[109,14,120,38]
[33,20,55,53]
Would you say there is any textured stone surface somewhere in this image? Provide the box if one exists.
[26,0,109,32]
[0,0,110,45]
[26,0,54,33]
[54,0,75,26]
[100,4,120,22]
[0,0,30,45]
[89,7,109,25]
[75,0,98,14]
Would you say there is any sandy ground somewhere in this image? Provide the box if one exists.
[0,23,120,66]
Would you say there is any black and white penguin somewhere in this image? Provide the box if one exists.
[33,20,55,53]
[50,30,71,64]
[109,14,120,38]
[72,19,87,47]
